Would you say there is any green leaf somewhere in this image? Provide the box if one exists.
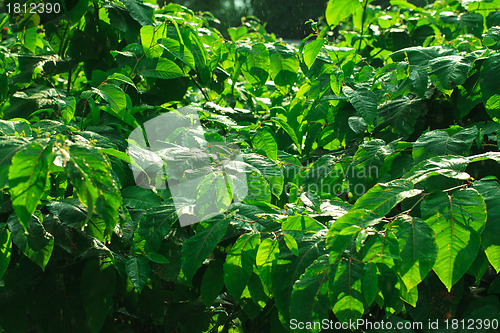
[9,141,52,229]
[348,116,367,134]
[348,139,397,199]
[361,232,399,267]
[65,145,121,240]
[273,232,326,323]
[468,151,500,164]
[245,169,272,203]
[485,94,500,116]
[122,186,162,209]
[330,69,344,96]
[56,96,77,124]
[343,87,378,125]
[303,38,324,69]
[98,148,131,164]
[324,46,355,64]
[473,178,500,272]
[144,252,169,265]
[271,117,301,152]
[483,27,500,49]
[238,43,270,87]
[467,249,489,284]
[376,263,401,311]
[158,37,196,70]
[400,284,418,308]
[247,271,269,309]
[461,296,500,324]
[224,233,260,299]
[456,77,483,119]
[489,275,500,294]
[269,43,299,94]
[194,172,234,220]
[403,155,470,185]
[256,237,280,289]
[22,27,37,53]
[325,0,363,30]
[0,61,8,103]
[290,255,330,332]
[480,53,500,120]
[390,46,457,67]
[394,215,438,290]
[138,58,184,79]
[243,153,284,197]
[126,255,149,292]
[284,234,299,256]
[326,209,381,262]
[47,199,87,227]
[201,259,224,306]
[362,261,378,306]
[0,120,31,136]
[329,258,364,322]
[0,13,7,30]
[281,215,326,239]
[412,127,477,164]
[0,228,11,279]
[7,214,54,270]
[291,155,345,197]
[140,25,163,58]
[107,73,138,90]
[134,204,177,253]
[390,0,416,8]
[352,180,422,217]
[0,137,28,188]
[120,0,154,26]
[181,217,230,283]
[409,66,429,97]
[428,55,473,93]
[460,12,484,37]
[184,25,210,84]
[81,259,116,333]
[421,189,487,291]
[252,127,278,161]
[93,84,127,113]
[64,0,89,23]
[228,26,248,41]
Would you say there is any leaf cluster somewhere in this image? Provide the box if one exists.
[0,0,500,332]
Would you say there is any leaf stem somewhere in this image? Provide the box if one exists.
[189,71,211,101]
[358,0,369,54]
[67,68,72,96]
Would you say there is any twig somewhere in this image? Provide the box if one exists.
[358,0,369,53]
[189,71,211,101]
[67,68,72,96]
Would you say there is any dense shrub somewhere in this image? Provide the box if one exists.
[0,0,499,332]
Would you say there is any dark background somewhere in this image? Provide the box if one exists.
[160,0,431,40]
[163,0,329,39]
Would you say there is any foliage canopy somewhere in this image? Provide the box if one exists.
[0,0,500,332]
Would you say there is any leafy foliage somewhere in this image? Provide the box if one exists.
[0,0,499,332]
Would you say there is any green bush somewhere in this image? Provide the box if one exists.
[0,0,499,332]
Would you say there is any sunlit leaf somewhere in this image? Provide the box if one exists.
[421,189,486,291]
[9,141,52,229]
[224,233,260,299]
